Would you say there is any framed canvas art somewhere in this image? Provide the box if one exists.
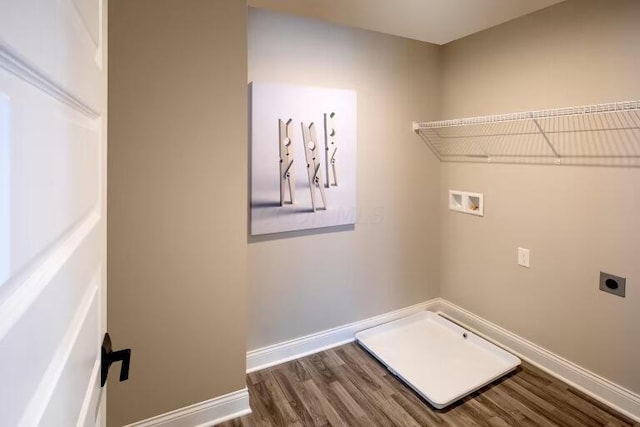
[250,82,357,235]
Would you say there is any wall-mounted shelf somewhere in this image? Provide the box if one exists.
[413,101,640,167]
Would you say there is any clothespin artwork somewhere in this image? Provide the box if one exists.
[279,118,295,206]
[324,112,338,188]
[301,122,327,212]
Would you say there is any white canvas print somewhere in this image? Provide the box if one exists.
[250,82,357,235]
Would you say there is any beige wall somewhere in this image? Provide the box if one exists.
[106,1,640,424]
[107,1,248,425]
[440,0,640,394]
[247,8,441,350]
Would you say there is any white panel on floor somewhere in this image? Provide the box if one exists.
[356,311,520,409]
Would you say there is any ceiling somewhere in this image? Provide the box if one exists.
[248,0,566,45]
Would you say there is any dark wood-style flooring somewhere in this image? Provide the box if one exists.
[217,343,638,427]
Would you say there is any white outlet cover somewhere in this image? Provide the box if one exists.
[518,247,530,268]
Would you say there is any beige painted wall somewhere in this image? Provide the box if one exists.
[440,0,640,394]
[107,1,248,425]
[105,1,640,423]
[247,8,441,350]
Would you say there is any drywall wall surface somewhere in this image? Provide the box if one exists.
[441,0,640,117]
[107,1,248,425]
[440,0,640,393]
[247,8,441,350]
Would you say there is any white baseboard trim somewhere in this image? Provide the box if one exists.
[123,388,251,427]
[437,299,640,423]
[246,298,442,373]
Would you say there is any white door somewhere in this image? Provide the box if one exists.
[0,0,108,425]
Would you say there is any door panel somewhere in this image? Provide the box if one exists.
[0,0,107,425]
[0,69,100,288]
[0,0,103,111]
[0,231,101,426]
[19,271,101,426]
[72,0,102,46]
[0,94,9,285]
[38,280,100,426]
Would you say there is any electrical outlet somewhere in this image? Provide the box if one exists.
[599,272,625,298]
[518,248,530,268]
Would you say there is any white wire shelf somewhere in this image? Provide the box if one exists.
[413,100,640,167]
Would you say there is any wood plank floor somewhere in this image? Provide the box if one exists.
[218,343,638,427]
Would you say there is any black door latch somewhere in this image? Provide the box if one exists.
[101,333,131,387]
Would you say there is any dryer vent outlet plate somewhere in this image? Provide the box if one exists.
[599,272,626,298]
